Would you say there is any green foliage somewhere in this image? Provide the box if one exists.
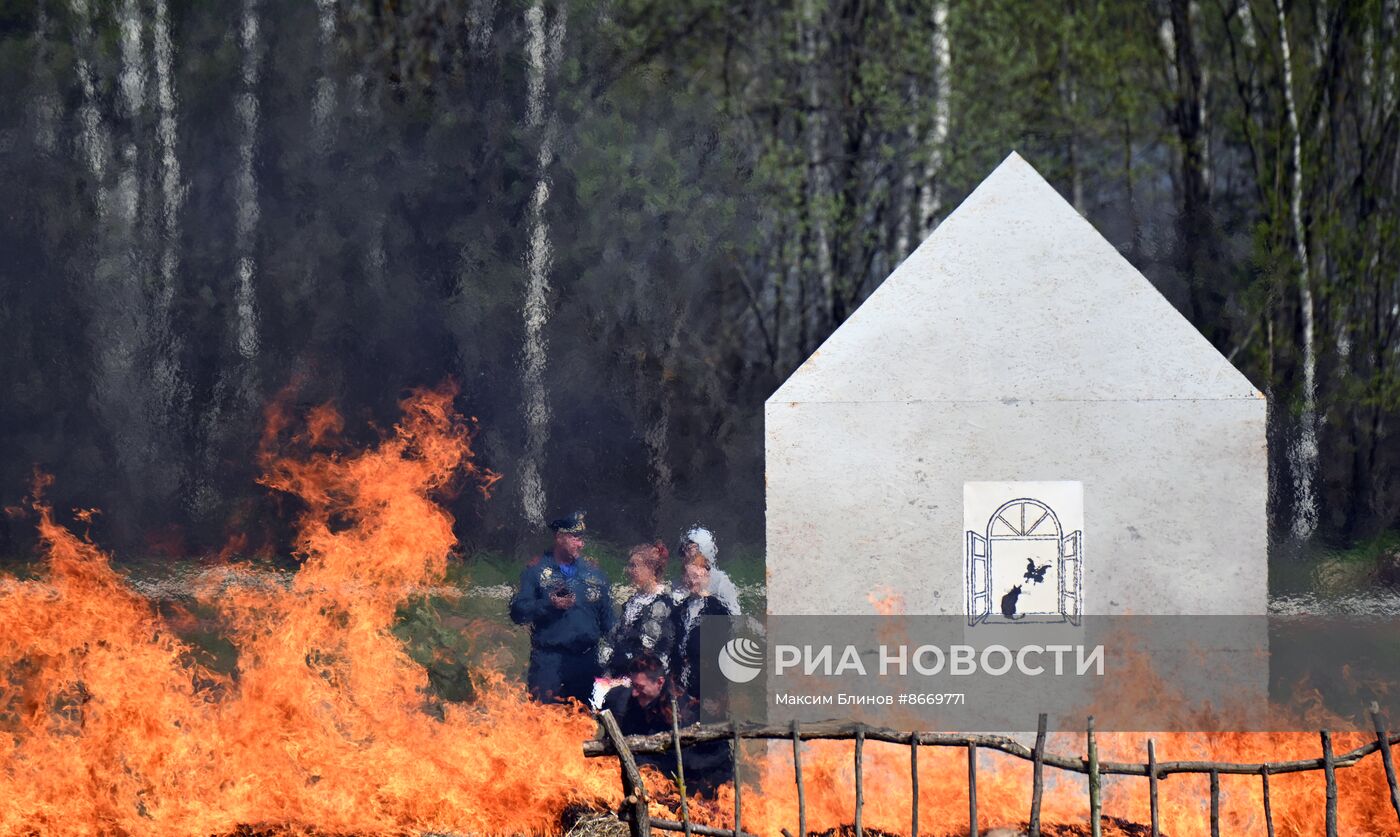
[393,595,477,704]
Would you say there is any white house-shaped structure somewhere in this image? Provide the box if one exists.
[765,152,1267,619]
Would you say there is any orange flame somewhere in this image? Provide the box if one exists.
[677,728,1399,837]
[3,386,1399,835]
[655,646,1400,837]
[1,386,615,836]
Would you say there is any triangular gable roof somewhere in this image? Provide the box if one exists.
[769,152,1261,404]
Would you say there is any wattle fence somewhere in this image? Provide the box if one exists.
[584,705,1400,837]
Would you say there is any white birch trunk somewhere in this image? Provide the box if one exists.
[71,0,111,203]
[800,0,834,324]
[1200,82,1211,192]
[312,0,337,150]
[1383,0,1397,118]
[1274,0,1319,539]
[72,0,156,495]
[894,78,918,259]
[518,0,564,530]
[1238,0,1257,49]
[117,0,147,119]
[29,5,59,153]
[1160,3,1211,198]
[469,0,498,54]
[113,0,150,483]
[641,311,684,531]
[918,0,950,237]
[151,0,189,432]
[1062,70,1083,211]
[192,0,264,519]
[1196,2,1211,191]
[233,0,263,368]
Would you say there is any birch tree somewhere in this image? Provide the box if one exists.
[1274,0,1320,539]
[1162,0,1224,343]
[800,0,834,343]
[233,0,263,373]
[918,0,951,238]
[519,0,565,530]
[72,0,162,527]
[150,0,189,468]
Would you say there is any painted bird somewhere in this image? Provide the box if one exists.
[1023,558,1051,584]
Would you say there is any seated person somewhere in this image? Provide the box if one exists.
[601,653,732,798]
[603,654,672,732]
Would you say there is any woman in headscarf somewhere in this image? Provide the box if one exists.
[677,525,742,615]
[670,556,735,704]
[597,541,677,677]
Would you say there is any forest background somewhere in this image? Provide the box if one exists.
[1,0,1398,587]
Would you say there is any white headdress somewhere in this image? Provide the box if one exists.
[682,525,718,566]
[680,524,741,615]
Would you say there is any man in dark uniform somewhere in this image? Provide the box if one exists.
[509,511,616,705]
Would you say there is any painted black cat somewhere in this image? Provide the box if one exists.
[1000,584,1025,620]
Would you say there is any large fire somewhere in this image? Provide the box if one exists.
[0,387,614,836]
[1,387,1397,836]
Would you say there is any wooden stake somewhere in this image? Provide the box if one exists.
[649,818,755,837]
[671,697,691,837]
[1261,765,1275,837]
[1209,769,1219,837]
[791,721,806,837]
[1322,730,1337,837]
[732,721,742,837]
[910,732,919,837]
[599,709,652,837]
[1029,713,1047,837]
[854,724,864,837]
[968,742,978,837]
[583,718,1399,775]
[1087,717,1101,837]
[1147,739,1159,837]
[1371,702,1400,828]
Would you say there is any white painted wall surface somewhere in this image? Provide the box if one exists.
[765,153,1267,618]
[766,398,1265,615]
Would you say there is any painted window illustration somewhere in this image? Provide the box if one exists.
[964,482,1083,626]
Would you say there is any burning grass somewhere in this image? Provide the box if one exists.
[0,386,618,836]
[2,386,1399,836]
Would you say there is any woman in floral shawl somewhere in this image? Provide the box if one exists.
[597,541,677,677]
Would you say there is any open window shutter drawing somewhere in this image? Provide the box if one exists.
[967,531,990,626]
[1059,530,1083,626]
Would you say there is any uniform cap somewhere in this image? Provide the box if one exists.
[550,511,587,534]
